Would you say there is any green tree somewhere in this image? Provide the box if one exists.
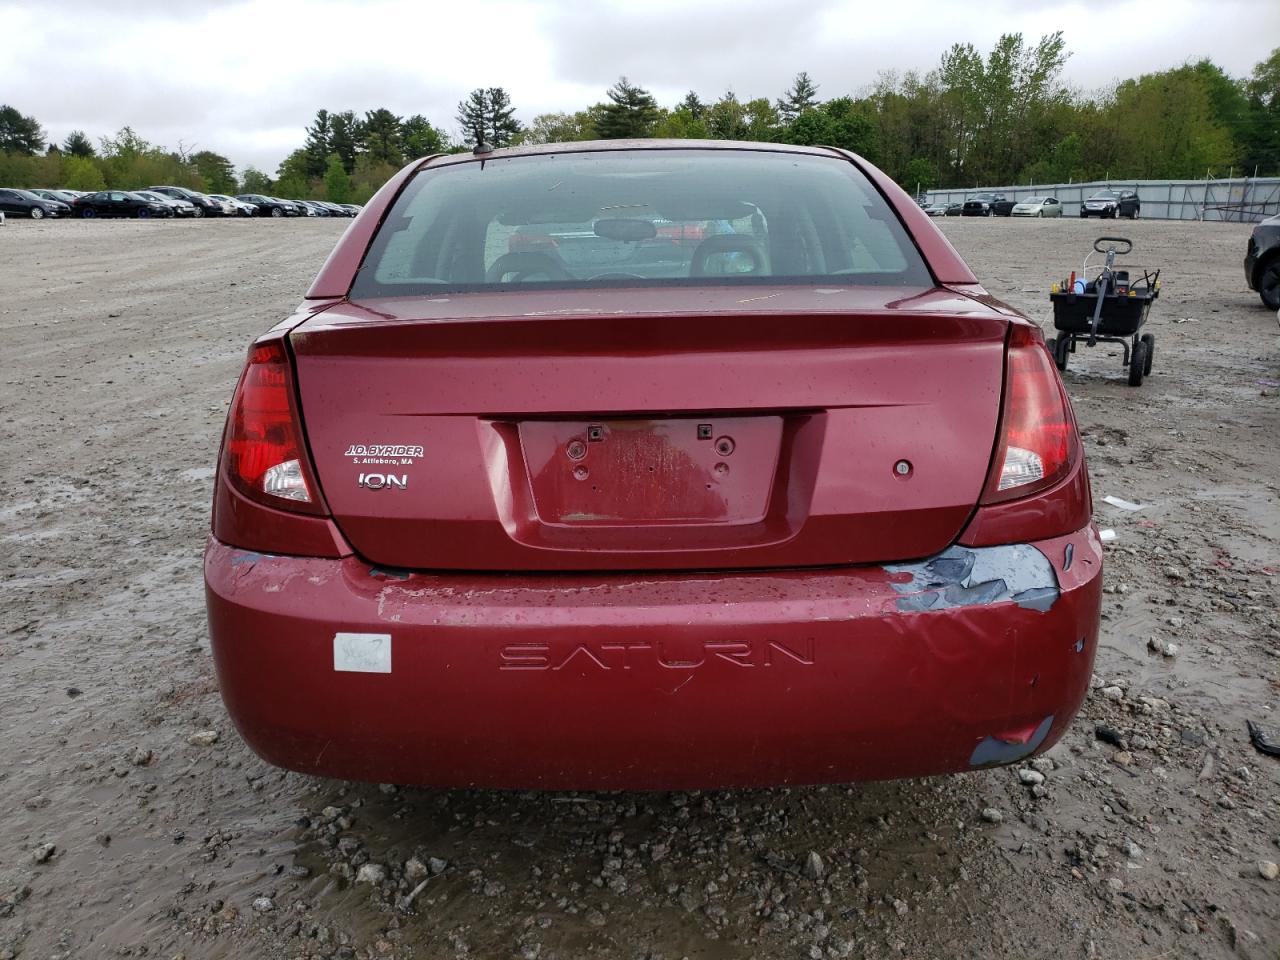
[0,151,37,187]
[329,110,363,173]
[486,88,521,146]
[776,72,820,122]
[705,92,779,141]
[351,153,397,203]
[401,114,447,156]
[516,111,598,144]
[653,104,708,139]
[784,97,877,156]
[275,147,312,198]
[303,108,332,178]
[456,89,488,144]
[1100,67,1236,178]
[95,126,201,189]
[678,91,707,120]
[62,130,95,158]
[63,155,106,191]
[706,91,747,140]
[1242,47,1280,174]
[324,153,353,202]
[899,157,939,193]
[363,108,404,166]
[742,98,781,141]
[929,33,1071,185]
[456,88,521,147]
[193,150,237,193]
[597,77,660,139]
[240,167,271,193]
[0,105,45,154]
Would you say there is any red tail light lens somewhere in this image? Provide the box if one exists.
[221,340,325,514]
[980,326,1078,504]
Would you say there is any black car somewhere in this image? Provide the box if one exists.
[147,185,222,217]
[30,188,81,207]
[72,190,172,219]
[288,200,314,217]
[0,187,69,219]
[1245,213,1280,310]
[1080,190,1140,219]
[235,194,294,217]
[962,193,1013,217]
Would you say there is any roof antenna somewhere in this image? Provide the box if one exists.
[472,123,493,156]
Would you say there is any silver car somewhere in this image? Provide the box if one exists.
[134,190,196,217]
[209,194,258,217]
[1011,197,1063,218]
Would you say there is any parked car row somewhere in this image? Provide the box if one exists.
[0,186,361,220]
[920,190,1141,220]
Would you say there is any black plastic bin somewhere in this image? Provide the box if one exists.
[1050,288,1156,337]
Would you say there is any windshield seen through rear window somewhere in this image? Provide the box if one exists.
[350,149,932,297]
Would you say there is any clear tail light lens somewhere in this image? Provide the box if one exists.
[980,325,1078,504]
[220,340,325,514]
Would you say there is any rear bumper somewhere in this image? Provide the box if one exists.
[205,527,1102,790]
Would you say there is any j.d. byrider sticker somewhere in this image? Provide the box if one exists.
[344,443,423,465]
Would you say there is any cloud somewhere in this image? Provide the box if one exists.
[2,0,1276,174]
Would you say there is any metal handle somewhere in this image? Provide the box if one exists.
[1093,237,1132,254]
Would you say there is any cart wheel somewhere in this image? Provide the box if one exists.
[1128,339,1148,386]
[1050,335,1069,371]
[1140,333,1154,375]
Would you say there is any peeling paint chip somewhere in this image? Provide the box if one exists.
[334,632,392,673]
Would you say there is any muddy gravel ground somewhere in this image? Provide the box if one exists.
[1,216,1278,960]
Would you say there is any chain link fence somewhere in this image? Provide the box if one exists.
[923,177,1280,222]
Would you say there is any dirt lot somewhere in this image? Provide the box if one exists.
[1,215,1278,960]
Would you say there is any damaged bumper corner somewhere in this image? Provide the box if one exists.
[886,542,1061,613]
[204,527,1102,790]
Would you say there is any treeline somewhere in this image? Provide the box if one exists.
[1,35,1277,202]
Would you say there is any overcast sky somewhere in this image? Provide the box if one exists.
[4,0,1276,175]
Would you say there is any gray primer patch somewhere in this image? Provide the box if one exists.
[229,550,274,568]
[368,565,411,581]
[885,543,1060,613]
[969,715,1055,767]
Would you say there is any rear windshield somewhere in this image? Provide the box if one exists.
[349,149,932,297]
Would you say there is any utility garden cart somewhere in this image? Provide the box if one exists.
[1047,236,1160,386]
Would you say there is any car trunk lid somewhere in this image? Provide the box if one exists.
[289,285,1008,571]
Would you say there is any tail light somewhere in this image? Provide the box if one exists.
[220,339,326,515]
[980,325,1078,504]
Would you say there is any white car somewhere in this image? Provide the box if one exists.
[1011,197,1063,218]
[209,194,258,217]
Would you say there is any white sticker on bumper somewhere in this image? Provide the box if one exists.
[333,632,392,673]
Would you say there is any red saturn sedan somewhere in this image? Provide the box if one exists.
[205,141,1101,790]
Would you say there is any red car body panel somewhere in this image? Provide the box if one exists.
[206,526,1100,790]
[206,140,1102,789]
[288,289,1007,571]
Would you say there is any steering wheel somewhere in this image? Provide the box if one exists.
[486,252,572,283]
[589,272,647,281]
